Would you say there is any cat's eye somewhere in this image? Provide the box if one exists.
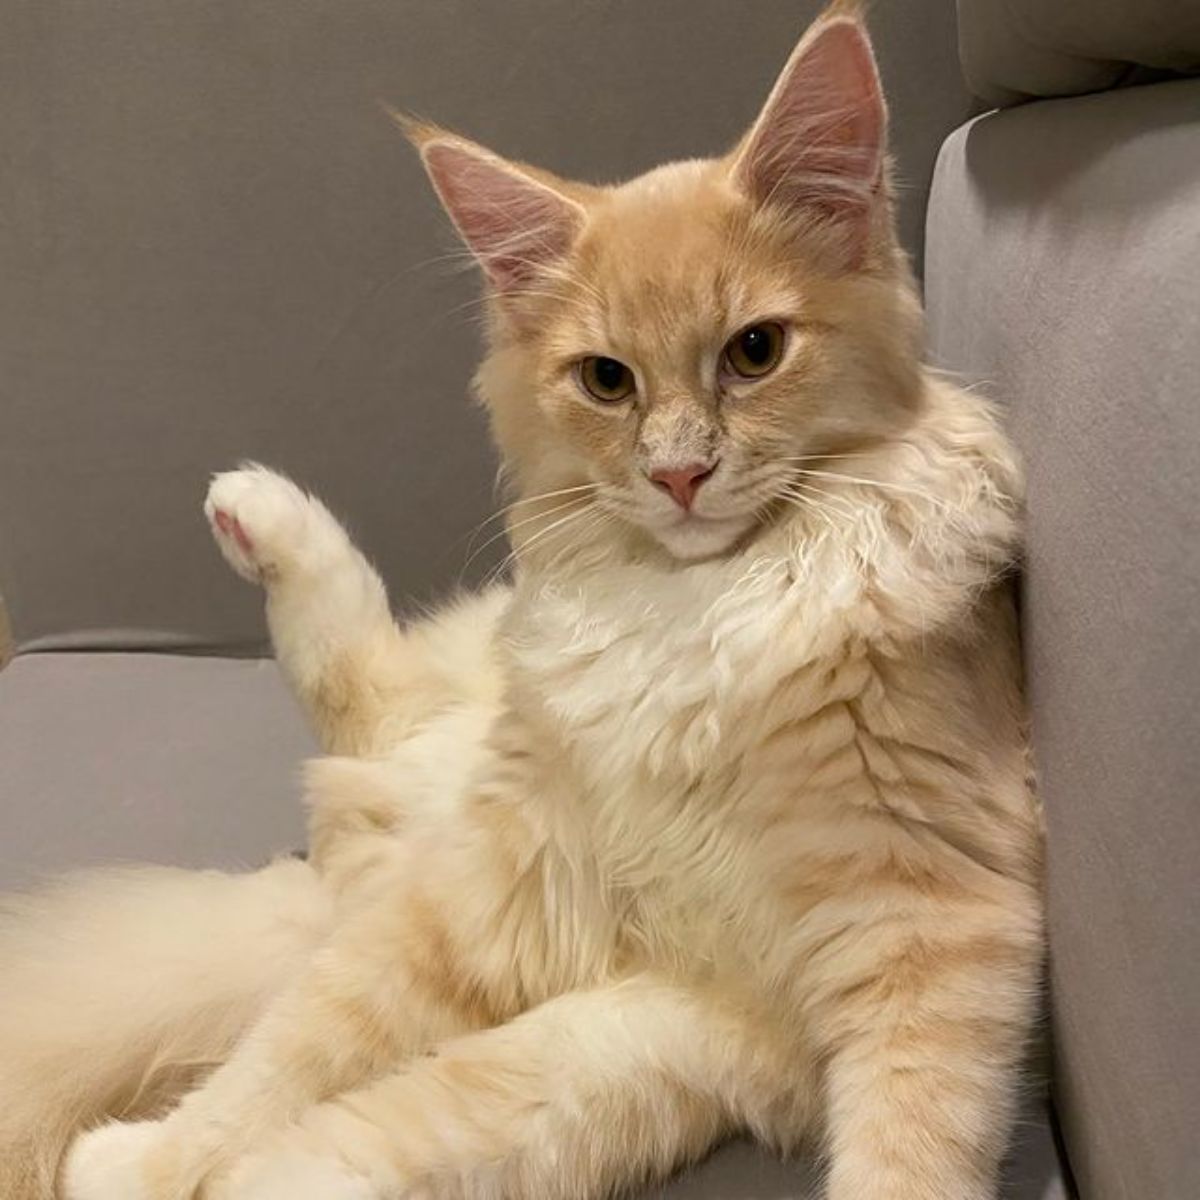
[723,322,786,379]
[578,356,636,404]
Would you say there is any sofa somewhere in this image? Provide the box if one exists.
[925,4,1200,1198]
[2,1,1196,1196]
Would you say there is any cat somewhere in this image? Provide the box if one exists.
[0,5,1044,1199]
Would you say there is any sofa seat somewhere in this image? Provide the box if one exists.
[0,652,312,890]
[0,649,1068,1197]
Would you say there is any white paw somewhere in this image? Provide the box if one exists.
[204,464,341,585]
[61,1119,163,1200]
[216,1144,376,1200]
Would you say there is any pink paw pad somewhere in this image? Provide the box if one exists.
[214,509,254,555]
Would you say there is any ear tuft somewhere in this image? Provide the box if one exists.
[381,106,452,156]
[823,0,867,19]
[379,103,429,145]
[731,14,885,231]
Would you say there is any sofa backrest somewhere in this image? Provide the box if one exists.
[956,0,1200,105]
[937,12,1200,1190]
[926,71,1200,1200]
[0,1,973,655]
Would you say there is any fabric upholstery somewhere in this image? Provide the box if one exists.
[659,1117,1067,1200]
[956,0,1200,104]
[0,0,973,654]
[925,78,1200,1200]
[0,652,312,891]
[653,1141,818,1199]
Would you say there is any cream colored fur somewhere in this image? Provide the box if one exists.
[1,7,1043,1199]
[0,862,331,1199]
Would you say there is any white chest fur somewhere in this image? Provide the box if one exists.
[504,535,869,783]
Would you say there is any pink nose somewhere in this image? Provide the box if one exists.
[648,461,717,511]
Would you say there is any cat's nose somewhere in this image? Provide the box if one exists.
[648,461,717,511]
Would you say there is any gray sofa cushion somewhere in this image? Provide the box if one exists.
[0,653,312,891]
[0,0,973,655]
[925,78,1200,1200]
[659,1114,1065,1199]
[956,0,1200,104]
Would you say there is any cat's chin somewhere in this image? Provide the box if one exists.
[649,513,756,562]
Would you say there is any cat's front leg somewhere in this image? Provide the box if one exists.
[207,1135,375,1200]
[816,898,1043,1200]
[211,976,805,1200]
[204,464,405,754]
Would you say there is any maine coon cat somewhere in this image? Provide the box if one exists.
[0,6,1044,1198]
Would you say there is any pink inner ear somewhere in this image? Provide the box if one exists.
[422,141,581,293]
[736,18,885,218]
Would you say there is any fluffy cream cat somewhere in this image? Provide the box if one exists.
[0,6,1044,1199]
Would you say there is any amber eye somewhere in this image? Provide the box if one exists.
[723,322,786,379]
[578,356,635,403]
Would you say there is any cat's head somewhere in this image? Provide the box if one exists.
[409,3,924,563]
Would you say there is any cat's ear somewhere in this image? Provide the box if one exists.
[400,116,586,294]
[730,9,885,237]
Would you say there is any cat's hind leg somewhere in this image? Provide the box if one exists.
[0,858,329,1200]
[61,866,489,1200]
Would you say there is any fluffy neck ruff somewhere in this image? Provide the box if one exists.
[510,374,1022,647]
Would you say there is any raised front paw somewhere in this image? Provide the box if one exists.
[204,464,342,586]
[61,1119,168,1200]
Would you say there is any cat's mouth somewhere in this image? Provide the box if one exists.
[649,509,758,562]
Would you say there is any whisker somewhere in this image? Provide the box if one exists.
[777,489,839,536]
[542,507,617,577]
[775,453,883,464]
[485,501,599,585]
[516,503,599,558]
[779,473,859,514]
[456,482,601,556]
[460,493,597,579]
[793,467,960,514]
[780,482,857,526]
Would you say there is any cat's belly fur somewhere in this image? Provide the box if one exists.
[312,572,1042,1038]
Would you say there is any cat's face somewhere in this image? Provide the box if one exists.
[413,5,922,562]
